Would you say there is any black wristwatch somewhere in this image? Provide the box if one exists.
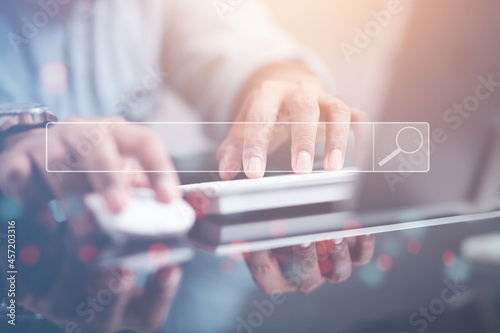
[0,103,58,151]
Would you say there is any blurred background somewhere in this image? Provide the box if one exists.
[263,0,412,113]
[158,0,414,157]
[2,1,500,332]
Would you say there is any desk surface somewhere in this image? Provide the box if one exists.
[2,155,500,333]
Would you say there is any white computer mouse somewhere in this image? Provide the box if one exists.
[85,189,196,242]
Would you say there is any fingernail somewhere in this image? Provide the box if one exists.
[227,160,241,173]
[246,156,264,178]
[219,158,229,181]
[296,151,312,173]
[219,157,226,172]
[157,177,181,203]
[220,157,240,181]
[334,238,343,245]
[328,149,344,171]
[300,242,313,249]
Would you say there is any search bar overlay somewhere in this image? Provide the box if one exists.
[373,122,430,172]
[45,122,429,173]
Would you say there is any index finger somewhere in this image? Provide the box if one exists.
[125,266,182,333]
[348,235,376,265]
[241,88,282,178]
[112,124,181,203]
[245,250,295,295]
[288,89,321,174]
[319,94,352,171]
[287,244,324,294]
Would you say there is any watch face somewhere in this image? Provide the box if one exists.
[0,103,50,116]
[0,103,57,130]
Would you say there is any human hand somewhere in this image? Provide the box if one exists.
[0,220,181,333]
[217,62,369,180]
[0,117,180,235]
[245,236,375,294]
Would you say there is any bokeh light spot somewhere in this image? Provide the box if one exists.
[444,255,470,281]
[185,192,210,220]
[376,254,393,272]
[380,237,403,257]
[78,244,99,264]
[318,258,333,275]
[343,220,362,231]
[358,261,385,287]
[442,250,456,267]
[269,219,287,238]
[316,240,334,257]
[148,242,170,266]
[40,61,68,95]
[406,239,422,255]
[20,245,40,266]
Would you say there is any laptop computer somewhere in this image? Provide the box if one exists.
[188,0,500,254]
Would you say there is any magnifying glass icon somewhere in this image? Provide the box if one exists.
[378,126,424,167]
